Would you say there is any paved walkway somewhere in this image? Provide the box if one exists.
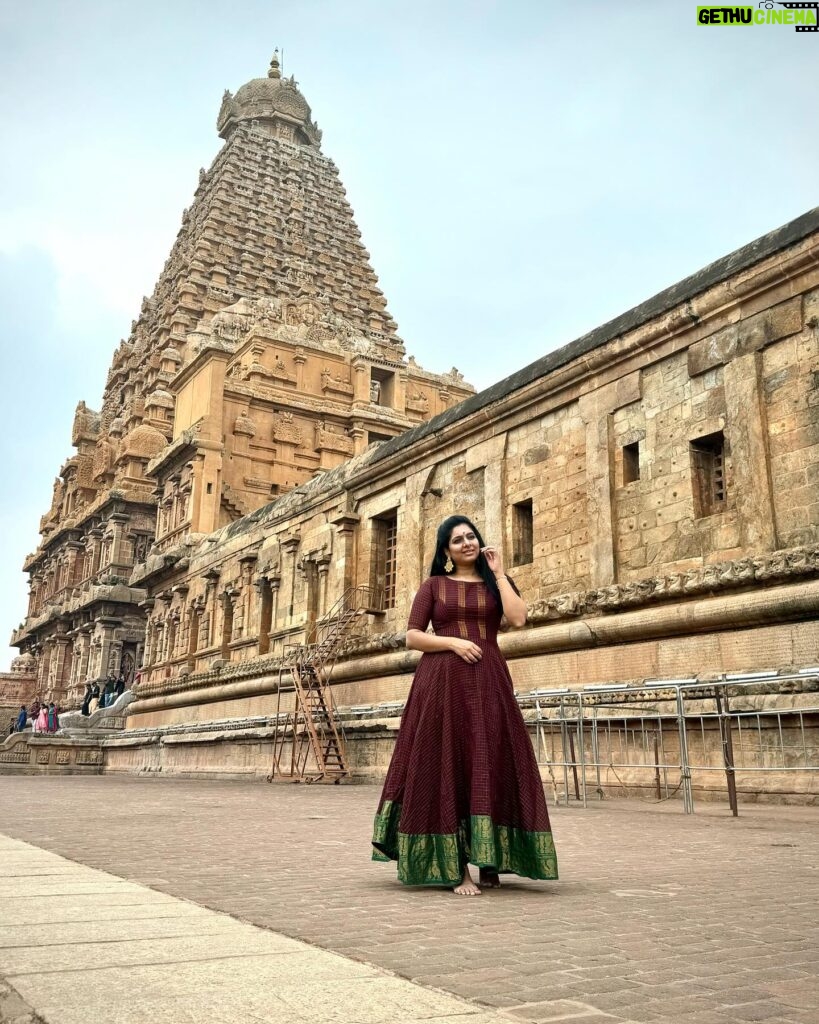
[0,778,817,1024]
[0,832,508,1024]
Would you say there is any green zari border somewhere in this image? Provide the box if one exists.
[372,800,558,886]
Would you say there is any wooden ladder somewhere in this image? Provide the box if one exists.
[268,585,379,783]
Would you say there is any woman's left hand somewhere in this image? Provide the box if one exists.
[481,546,504,577]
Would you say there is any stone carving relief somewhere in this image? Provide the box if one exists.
[132,534,151,565]
[0,749,31,764]
[321,368,354,397]
[284,262,316,293]
[76,749,103,765]
[271,355,296,383]
[525,544,819,625]
[406,389,429,414]
[72,401,100,445]
[287,301,319,327]
[272,411,303,445]
[314,421,354,456]
[210,310,246,345]
[233,411,257,437]
[92,440,115,481]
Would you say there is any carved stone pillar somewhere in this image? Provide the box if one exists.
[581,401,617,589]
[269,575,281,638]
[202,570,220,649]
[108,512,130,566]
[107,637,124,678]
[579,372,641,588]
[465,435,508,566]
[220,587,238,658]
[394,368,408,415]
[152,622,164,668]
[79,626,93,683]
[280,536,301,628]
[317,554,332,618]
[88,527,104,576]
[37,641,52,694]
[294,348,307,390]
[64,541,83,589]
[352,358,370,404]
[48,636,72,702]
[350,421,367,456]
[724,351,777,552]
[66,633,81,692]
[238,553,259,639]
[330,513,360,597]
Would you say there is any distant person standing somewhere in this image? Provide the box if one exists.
[16,705,27,732]
[35,704,48,734]
[80,683,92,717]
[88,684,100,715]
[114,674,126,701]
[103,675,116,708]
[47,703,59,733]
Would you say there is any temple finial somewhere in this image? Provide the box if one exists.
[268,49,281,80]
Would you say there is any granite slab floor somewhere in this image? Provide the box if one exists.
[0,833,522,1024]
[1,778,817,1024]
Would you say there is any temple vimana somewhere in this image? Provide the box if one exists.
[3,54,818,802]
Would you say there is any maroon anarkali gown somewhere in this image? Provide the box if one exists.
[372,575,558,886]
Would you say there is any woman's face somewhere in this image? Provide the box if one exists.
[446,523,480,568]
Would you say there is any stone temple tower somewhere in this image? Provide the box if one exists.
[11,53,474,705]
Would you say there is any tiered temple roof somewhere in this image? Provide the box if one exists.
[11,53,473,703]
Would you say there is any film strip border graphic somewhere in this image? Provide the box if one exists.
[776,2,819,31]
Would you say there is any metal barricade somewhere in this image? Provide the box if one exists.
[528,670,819,815]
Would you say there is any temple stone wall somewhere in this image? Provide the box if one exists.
[109,204,819,809]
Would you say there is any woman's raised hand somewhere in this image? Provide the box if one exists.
[448,638,483,663]
[481,545,504,577]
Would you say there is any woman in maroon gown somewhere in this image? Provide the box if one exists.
[372,515,558,895]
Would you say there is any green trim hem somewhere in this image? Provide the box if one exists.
[371,800,558,886]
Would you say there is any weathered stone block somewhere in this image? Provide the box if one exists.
[688,297,803,377]
[523,444,550,465]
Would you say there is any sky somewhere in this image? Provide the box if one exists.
[0,0,817,669]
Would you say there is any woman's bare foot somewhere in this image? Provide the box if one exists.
[479,869,501,888]
[453,868,481,896]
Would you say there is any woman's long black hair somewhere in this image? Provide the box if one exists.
[429,515,504,606]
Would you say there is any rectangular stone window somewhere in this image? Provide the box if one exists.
[370,368,395,408]
[512,499,534,567]
[690,431,726,517]
[622,442,640,485]
[370,509,398,610]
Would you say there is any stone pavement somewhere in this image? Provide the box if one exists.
[0,778,817,1024]
[0,833,511,1024]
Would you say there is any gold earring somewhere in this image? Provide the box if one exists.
[444,556,453,573]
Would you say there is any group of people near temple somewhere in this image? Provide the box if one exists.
[9,699,60,735]
[7,673,129,736]
[80,674,127,716]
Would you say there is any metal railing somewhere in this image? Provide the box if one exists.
[527,669,819,815]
